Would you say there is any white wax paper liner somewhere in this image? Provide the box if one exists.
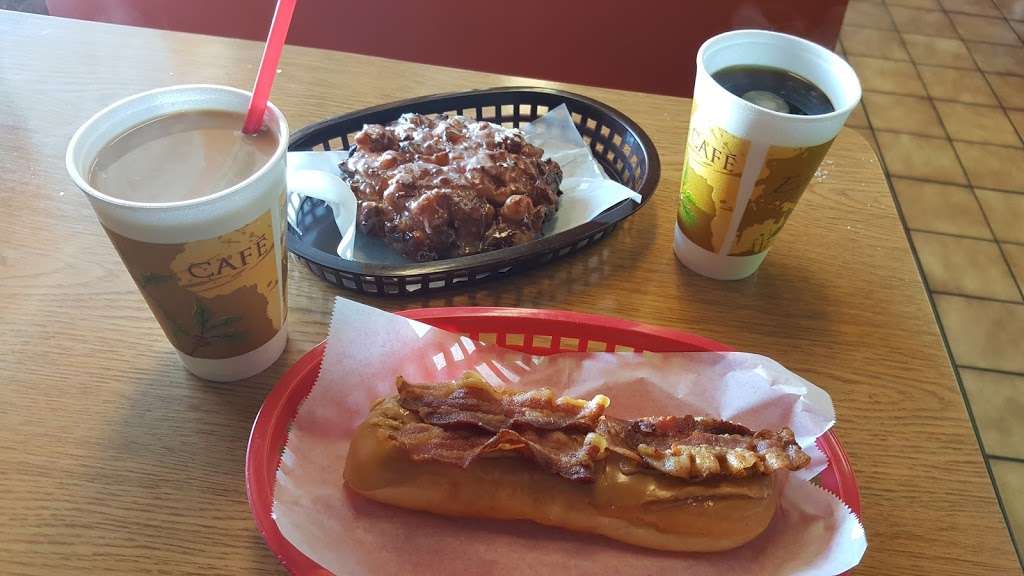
[272,298,867,575]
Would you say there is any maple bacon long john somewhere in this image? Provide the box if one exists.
[343,372,810,552]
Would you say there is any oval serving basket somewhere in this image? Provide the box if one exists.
[247,307,861,575]
[287,87,660,295]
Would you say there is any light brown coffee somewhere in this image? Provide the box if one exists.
[89,109,278,203]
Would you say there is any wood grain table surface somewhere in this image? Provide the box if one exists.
[0,10,1018,576]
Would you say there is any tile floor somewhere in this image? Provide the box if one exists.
[839,0,1024,563]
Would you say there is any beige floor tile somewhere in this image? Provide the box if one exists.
[845,0,897,28]
[961,369,1024,458]
[903,34,977,67]
[863,92,946,136]
[1003,243,1024,284]
[987,73,1024,109]
[1008,109,1024,139]
[889,6,960,36]
[994,0,1024,19]
[911,232,1020,299]
[1010,19,1024,37]
[892,178,993,237]
[954,141,1024,191]
[935,101,1023,146]
[935,294,1024,371]
[968,42,1024,74]
[920,66,999,104]
[989,460,1024,551]
[853,127,883,157]
[941,0,1004,16]
[848,56,927,96]
[951,13,1024,44]
[976,188,1024,242]
[888,0,941,8]
[877,131,969,182]
[835,38,846,57]
[841,26,911,59]
[846,102,871,128]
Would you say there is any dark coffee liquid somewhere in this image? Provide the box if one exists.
[89,109,278,203]
[712,65,835,115]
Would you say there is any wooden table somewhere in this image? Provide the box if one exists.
[0,10,1018,575]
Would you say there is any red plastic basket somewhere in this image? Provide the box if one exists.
[246,307,860,575]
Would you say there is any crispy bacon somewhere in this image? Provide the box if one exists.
[477,429,606,481]
[602,415,811,480]
[391,422,494,467]
[389,403,607,481]
[397,373,609,432]
[385,373,809,483]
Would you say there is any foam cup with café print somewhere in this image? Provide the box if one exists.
[66,85,290,381]
[674,30,861,280]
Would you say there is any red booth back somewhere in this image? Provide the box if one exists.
[46,0,847,97]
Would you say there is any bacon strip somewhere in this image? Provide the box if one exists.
[397,373,609,432]
[390,409,607,481]
[386,374,810,483]
[391,422,494,467]
[600,415,811,480]
[478,429,606,481]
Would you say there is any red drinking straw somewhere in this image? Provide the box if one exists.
[243,0,298,135]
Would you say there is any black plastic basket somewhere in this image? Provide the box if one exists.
[287,86,660,295]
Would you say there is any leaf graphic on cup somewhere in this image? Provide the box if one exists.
[104,210,283,360]
[189,299,245,355]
